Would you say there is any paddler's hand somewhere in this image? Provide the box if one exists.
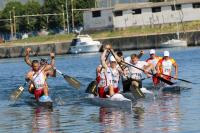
[26,47,31,55]
[105,44,112,50]
[174,74,178,80]
[50,52,55,59]
[140,50,144,55]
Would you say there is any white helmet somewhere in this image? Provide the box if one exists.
[164,51,170,57]
[149,49,155,54]
[109,56,116,62]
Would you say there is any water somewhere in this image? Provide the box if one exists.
[0,47,200,133]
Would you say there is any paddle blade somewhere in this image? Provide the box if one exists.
[63,75,81,89]
[10,86,24,101]
[85,80,98,96]
[155,75,174,85]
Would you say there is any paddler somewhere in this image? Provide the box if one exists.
[25,59,54,100]
[97,44,123,98]
[24,48,56,100]
[146,49,162,86]
[125,54,153,98]
[156,50,178,81]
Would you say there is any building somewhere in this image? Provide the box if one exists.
[95,0,148,8]
[83,0,200,30]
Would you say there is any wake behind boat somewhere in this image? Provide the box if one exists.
[85,93,133,110]
[68,34,102,54]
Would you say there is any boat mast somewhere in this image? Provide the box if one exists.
[173,0,179,39]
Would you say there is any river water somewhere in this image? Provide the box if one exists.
[0,47,199,133]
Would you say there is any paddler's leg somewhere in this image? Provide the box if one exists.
[130,81,145,99]
[43,83,49,96]
[28,83,35,94]
[108,85,115,96]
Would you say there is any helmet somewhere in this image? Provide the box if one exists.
[164,51,170,57]
[109,56,116,62]
[149,49,155,54]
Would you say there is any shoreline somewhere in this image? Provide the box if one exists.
[0,30,200,59]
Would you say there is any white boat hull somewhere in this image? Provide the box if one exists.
[160,39,187,48]
[69,43,101,54]
[86,93,133,109]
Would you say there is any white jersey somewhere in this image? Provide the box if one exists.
[98,67,120,88]
[128,61,148,80]
[32,70,46,90]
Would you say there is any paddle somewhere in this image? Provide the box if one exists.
[121,60,174,85]
[56,69,81,89]
[85,51,110,96]
[109,49,146,98]
[10,82,27,101]
[161,73,193,83]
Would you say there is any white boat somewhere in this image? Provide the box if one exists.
[68,34,102,54]
[160,38,187,48]
[160,0,187,48]
[85,93,133,109]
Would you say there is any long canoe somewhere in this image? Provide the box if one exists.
[85,93,133,110]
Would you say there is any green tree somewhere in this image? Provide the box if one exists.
[22,0,41,32]
[40,0,65,31]
[1,1,24,33]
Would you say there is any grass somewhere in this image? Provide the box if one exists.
[2,20,200,45]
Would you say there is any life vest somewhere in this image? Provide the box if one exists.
[97,67,120,89]
[158,58,176,76]
[32,70,46,90]
[128,61,148,80]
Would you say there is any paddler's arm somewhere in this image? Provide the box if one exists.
[143,63,153,77]
[173,62,178,80]
[24,47,32,66]
[137,50,144,59]
[44,52,55,72]
[101,47,108,70]
[50,52,55,67]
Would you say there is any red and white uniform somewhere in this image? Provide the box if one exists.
[127,61,148,80]
[146,56,162,85]
[97,67,120,98]
[157,58,176,80]
[32,70,47,100]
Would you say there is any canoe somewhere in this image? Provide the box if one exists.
[37,95,53,109]
[161,84,181,93]
[85,93,133,110]
[26,96,53,109]
[121,87,154,100]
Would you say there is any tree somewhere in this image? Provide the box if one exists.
[22,0,41,32]
[40,0,65,31]
[1,1,24,33]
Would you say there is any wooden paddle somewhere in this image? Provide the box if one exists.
[161,73,192,83]
[10,82,27,101]
[56,69,81,89]
[85,51,110,96]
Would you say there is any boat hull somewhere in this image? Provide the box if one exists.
[160,39,187,48]
[85,94,133,109]
[69,43,102,54]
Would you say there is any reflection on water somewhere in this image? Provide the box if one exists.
[32,108,54,133]
[99,107,133,133]
[0,47,200,132]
